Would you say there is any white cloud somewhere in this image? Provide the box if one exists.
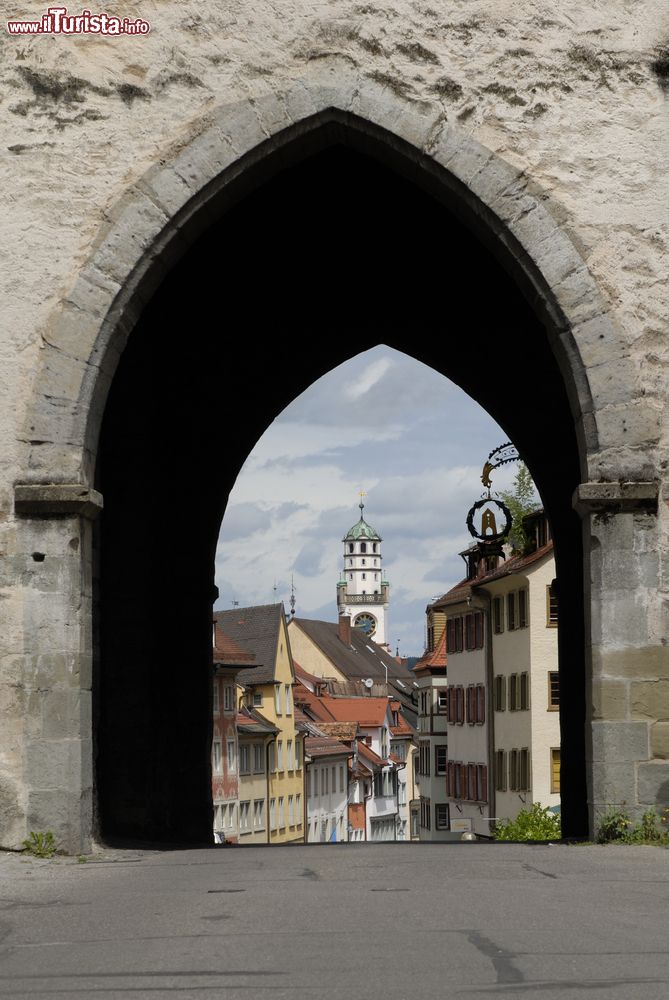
[344,356,393,400]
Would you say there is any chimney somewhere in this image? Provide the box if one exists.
[338,615,351,645]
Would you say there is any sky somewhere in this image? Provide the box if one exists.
[214,345,520,656]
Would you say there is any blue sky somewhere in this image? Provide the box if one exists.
[214,346,517,655]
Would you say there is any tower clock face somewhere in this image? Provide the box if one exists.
[354,613,377,637]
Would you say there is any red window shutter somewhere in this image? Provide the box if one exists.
[477,685,486,724]
[465,614,474,650]
[448,761,454,797]
[455,617,463,652]
[447,619,455,654]
[456,687,464,724]
[479,765,488,802]
[449,686,456,721]
[475,612,484,649]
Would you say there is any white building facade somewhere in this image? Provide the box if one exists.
[306,740,351,843]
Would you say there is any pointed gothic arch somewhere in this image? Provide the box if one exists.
[13,77,653,852]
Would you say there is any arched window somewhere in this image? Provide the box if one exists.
[372,543,377,553]
[349,543,354,553]
[360,542,367,553]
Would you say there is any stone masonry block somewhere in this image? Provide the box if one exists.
[282,81,321,125]
[25,737,91,792]
[599,592,651,647]
[142,166,195,218]
[589,761,638,807]
[465,154,522,210]
[251,92,293,139]
[550,263,604,327]
[651,723,669,760]
[591,678,628,721]
[212,100,268,155]
[637,762,669,806]
[572,312,630,369]
[41,689,91,740]
[171,126,238,193]
[93,193,169,287]
[590,720,649,763]
[632,680,669,721]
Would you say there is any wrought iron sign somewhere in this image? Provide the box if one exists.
[465,442,518,543]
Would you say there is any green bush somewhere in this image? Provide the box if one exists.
[494,803,561,841]
[21,830,57,858]
[597,806,669,845]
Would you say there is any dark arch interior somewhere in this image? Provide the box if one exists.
[96,135,587,843]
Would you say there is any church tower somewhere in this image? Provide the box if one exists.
[337,498,390,647]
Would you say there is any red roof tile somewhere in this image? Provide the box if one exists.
[413,629,448,673]
[213,624,257,666]
[317,696,390,727]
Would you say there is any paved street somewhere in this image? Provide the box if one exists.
[1,842,668,999]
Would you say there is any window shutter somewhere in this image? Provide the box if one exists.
[448,761,455,797]
[477,684,486,724]
[475,612,484,649]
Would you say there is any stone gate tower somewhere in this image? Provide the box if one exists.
[337,499,390,647]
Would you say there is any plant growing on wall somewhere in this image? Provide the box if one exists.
[500,463,539,554]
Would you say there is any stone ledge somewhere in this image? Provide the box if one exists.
[14,484,103,520]
[572,482,659,516]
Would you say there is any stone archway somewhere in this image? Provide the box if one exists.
[11,77,660,853]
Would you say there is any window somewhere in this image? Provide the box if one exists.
[277,740,283,771]
[454,762,462,799]
[476,684,486,724]
[212,740,222,774]
[287,740,293,771]
[361,558,366,565]
[224,685,235,712]
[361,573,366,580]
[435,804,450,830]
[520,672,529,711]
[474,611,484,649]
[274,685,281,714]
[494,674,506,712]
[509,748,531,791]
[547,583,558,626]
[446,617,464,654]
[349,543,354,553]
[398,780,407,806]
[509,673,519,711]
[435,745,447,775]
[269,742,276,773]
[419,740,430,776]
[331,765,337,792]
[239,744,250,774]
[285,684,292,715]
[295,793,301,823]
[456,686,464,724]
[270,798,276,829]
[294,739,301,769]
[420,796,431,830]
[507,592,516,631]
[312,769,318,798]
[551,748,561,794]
[476,764,488,802]
[467,684,476,724]
[518,588,528,628]
[373,543,377,552]
[391,740,407,761]
[288,795,294,826]
[465,613,476,650]
[213,681,219,714]
[495,750,507,791]
[323,768,328,794]
[360,542,367,553]
[340,765,345,792]
[437,689,448,714]
[493,596,504,634]
[548,671,560,710]
[253,743,264,773]
[226,740,236,773]
[278,796,285,828]
[253,692,262,708]
[253,799,265,830]
[239,801,250,832]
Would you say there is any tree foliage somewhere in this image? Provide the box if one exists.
[500,462,539,554]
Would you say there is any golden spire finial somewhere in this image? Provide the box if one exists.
[358,489,366,513]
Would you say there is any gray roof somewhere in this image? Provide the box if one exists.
[292,617,411,682]
[214,603,288,686]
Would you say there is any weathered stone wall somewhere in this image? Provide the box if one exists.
[1,1,668,849]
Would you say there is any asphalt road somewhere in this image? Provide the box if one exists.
[0,842,668,999]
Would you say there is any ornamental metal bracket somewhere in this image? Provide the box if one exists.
[14,484,104,520]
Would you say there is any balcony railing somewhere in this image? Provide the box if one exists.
[337,592,387,605]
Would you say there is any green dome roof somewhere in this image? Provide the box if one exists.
[343,504,382,542]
